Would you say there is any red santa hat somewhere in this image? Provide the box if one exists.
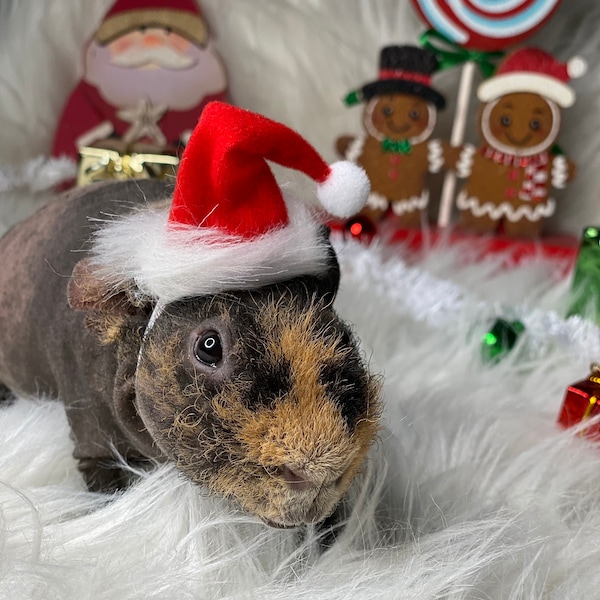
[96,0,208,46]
[90,101,370,304]
[478,48,587,108]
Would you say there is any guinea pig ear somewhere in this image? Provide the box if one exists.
[67,257,145,317]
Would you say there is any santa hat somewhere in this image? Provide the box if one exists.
[478,48,587,108]
[95,0,208,47]
[90,101,370,304]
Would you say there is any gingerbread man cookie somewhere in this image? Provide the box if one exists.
[446,48,585,238]
[336,46,446,229]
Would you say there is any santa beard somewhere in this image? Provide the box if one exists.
[84,40,227,111]
[109,45,197,70]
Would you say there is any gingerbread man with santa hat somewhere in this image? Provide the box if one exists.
[52,0,227,160]
[447,47,586,238]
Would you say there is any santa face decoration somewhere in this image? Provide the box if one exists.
[448,48,586,239]
[85,23,226,112]
[52,0,228,162]
[336,46,445,230]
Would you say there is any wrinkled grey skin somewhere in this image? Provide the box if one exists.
[0,180,378,511]
[0,181,171,488]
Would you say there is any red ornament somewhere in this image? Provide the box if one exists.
[557,365,600,440]
[343,215,377,244]
[410,0,563,52]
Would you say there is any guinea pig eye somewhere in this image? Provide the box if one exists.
[500,115,512,127]
[530,119,541,131]
[409,109,420,120]
[382,106,393,117]
[193,331,223,367]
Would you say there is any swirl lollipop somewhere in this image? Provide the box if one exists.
[411,0,564,227]
[411,0,562,52]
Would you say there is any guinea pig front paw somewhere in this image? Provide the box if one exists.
[77,457,129,493]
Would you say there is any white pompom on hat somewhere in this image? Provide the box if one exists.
[478,47,587,108]
[91,101,370,304]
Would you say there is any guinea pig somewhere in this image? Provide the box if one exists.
[0,179,381,529]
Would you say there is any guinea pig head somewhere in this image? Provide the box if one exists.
[76,102,376,524]
[134,273,382,528]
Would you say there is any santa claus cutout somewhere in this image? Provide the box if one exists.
[52,0,228,161]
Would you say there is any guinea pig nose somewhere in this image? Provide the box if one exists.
[280,465,317,492]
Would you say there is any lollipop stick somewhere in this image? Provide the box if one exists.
[437,60,477,228]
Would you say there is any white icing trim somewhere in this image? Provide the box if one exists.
[391,190,429,216]
[427,139,444,173]
[345,136,366,163]
[480,98,561,157]
[366,192,389,211]
[456,144,476,179]
[551,155,569,189]
[456,190,555,222]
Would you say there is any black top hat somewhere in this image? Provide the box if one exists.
[345,46,446,109]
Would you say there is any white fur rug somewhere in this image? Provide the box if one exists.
[2,239,600,599]
[2,1,600,598]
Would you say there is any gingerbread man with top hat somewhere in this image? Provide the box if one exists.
[336,46,446,229]
[446,48,586,238]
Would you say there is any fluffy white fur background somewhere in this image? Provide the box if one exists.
[2,1,600,598]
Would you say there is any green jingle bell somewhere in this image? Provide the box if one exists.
[481,318,525,363]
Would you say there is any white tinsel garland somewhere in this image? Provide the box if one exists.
[336,237,600,361]
[0,156,76,193]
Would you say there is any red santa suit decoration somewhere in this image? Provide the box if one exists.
[446,48,586,238]
[51,0,228,161]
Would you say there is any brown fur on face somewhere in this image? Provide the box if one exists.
[135,285,382,528]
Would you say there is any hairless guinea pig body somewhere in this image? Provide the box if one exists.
[0,179,381,528]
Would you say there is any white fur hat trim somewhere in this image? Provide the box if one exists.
[478,73,575,108]
[89,190,331,305]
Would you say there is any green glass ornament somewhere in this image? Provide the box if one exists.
[481,319,525,362]
[567,226,600,323]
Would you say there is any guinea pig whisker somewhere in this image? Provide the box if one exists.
[262,465,281,480]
